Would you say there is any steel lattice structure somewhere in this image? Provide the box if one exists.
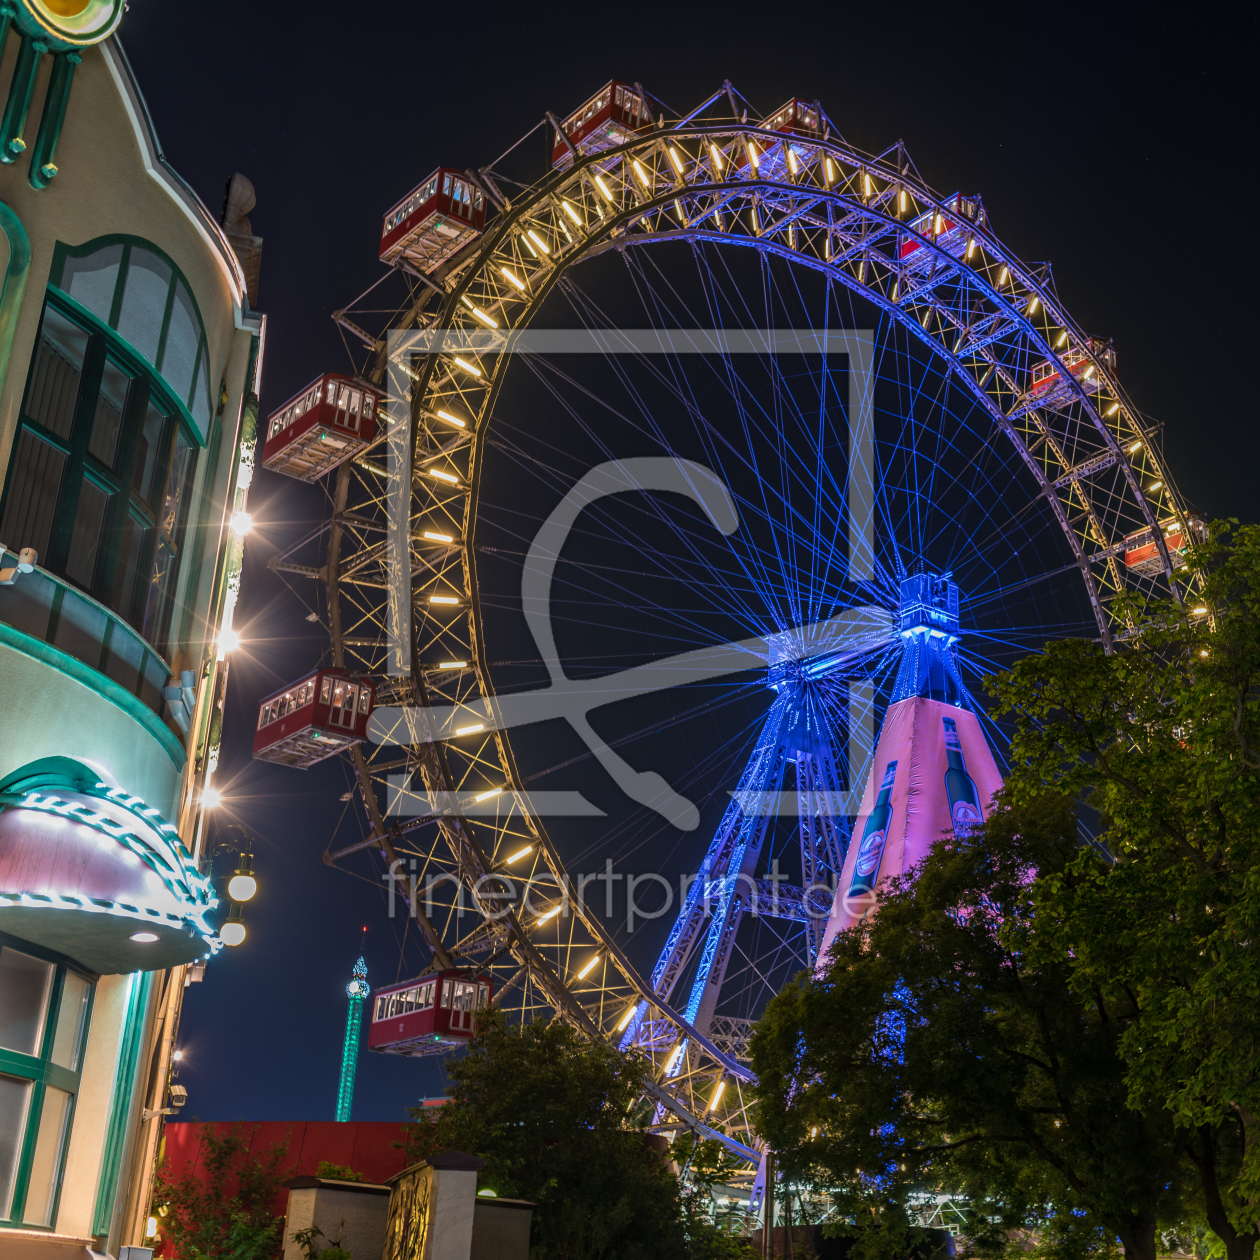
[269,81,1199,1166]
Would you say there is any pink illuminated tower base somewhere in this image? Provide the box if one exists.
[816,574,1004,965]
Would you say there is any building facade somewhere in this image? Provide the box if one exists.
[0,4,260,1255]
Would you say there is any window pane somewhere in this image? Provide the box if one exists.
[61,244,123,323]
[191,343,212,433]
[115,248,172,364]
[160,430,193,539]
[133,402,166,503]
[90,359,131,467]
[0,428,66,561]
[23,1085,72,1226]
[110,513,146,620]
[26,307,87,439]
[65,478,109,587]
[50,973,91,1072]
[0,947,54,1057]
[0,1074,33,1219]
[160,280,199,404]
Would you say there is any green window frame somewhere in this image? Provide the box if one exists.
[0,931,96,1231]
[48,236,215,440]
[0,287,199,659]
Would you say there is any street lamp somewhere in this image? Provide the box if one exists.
[220,902,246,947]
[228,853,257,903]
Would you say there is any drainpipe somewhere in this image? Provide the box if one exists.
[0,32,48,165]
[28,49,79,188]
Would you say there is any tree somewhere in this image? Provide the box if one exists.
[152,1122,290,1259]
[405,1010,740,1259]
[751,793,1193,1260]
[989,522,1260,1253]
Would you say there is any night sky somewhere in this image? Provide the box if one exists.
[117,3,1255,1123]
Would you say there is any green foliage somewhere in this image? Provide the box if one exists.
[751,793,1191,1260]
[153,1122,290,1259]
[989,522,1260,1253]
[314,1160,361,1182]
[290,1225,353,1260]
[404,1009,723,1259]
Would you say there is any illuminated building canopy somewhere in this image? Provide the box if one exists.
[0,757,219,974]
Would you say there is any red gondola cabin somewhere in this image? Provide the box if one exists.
[253,670,376,769]
[1124,514,1207,577]
[260,374,380,482]
[551,81,652,169]
[899,193,986,273]
[1027,337,1116,408]
[368,970,493,1056]
[763,99,822,138]
[379,168,486,272]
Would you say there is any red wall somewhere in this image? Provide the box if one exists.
[162,1119,413,1215]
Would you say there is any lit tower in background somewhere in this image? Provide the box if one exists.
[816,573,1004,962]
[336,955,369,1122]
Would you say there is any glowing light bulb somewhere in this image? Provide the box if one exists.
[435,409,466,428]
[616,1004,637,1032]
[452,356,482,377]
[505,844,533,864]
[219,629,241,654]
[220,921,246,947]
[576,953,601,980]
[202,788,222,809]
[707,1078,726,1113]
[229,512,253,537]
[228,873,257,902]
[130,931,159,943]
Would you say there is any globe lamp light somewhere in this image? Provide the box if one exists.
[228,853,257,903]
[229,511,254,537]
[220,903,246,947]
[202,787,222,809]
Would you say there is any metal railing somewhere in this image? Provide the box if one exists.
[0,547,171,718]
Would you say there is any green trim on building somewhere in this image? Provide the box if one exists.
[0,198,31,397]
[91,968,154,1236]
[0,621,186,769]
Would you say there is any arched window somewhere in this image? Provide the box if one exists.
[0,238,212,657]
[52,237,214,436]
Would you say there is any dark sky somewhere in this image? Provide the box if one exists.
[117,2,1254,1123]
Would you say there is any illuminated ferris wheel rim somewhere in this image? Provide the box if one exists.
[367,111,1198,647]
[316,82,1200,1162]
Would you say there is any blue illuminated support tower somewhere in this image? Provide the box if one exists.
[336,956,369,1122]
[620,616,892,1070]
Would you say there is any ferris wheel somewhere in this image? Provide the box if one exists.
[255,79,1202,1167]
